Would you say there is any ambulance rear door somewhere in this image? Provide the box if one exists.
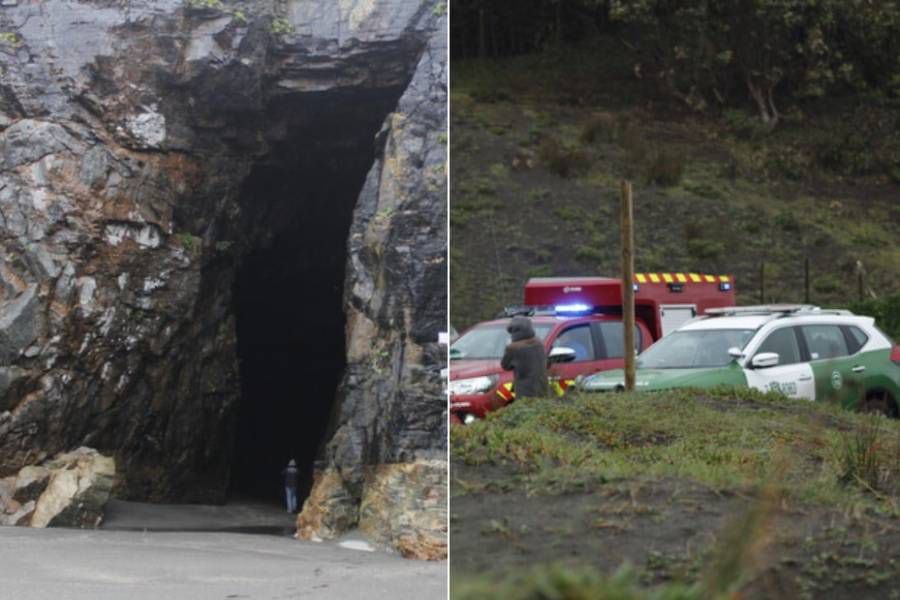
[660,305,697,337]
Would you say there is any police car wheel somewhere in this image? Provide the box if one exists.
[859,391,897,418]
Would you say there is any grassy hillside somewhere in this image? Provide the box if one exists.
[450,53,900,330]
[450,389,900,599]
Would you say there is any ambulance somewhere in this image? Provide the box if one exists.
[449,273,736,424]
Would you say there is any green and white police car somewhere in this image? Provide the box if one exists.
[579,305,900,416]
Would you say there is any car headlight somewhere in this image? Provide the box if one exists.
[449,375,498,395]
[463,414,477,425]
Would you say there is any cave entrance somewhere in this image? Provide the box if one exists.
[227,88,403,506]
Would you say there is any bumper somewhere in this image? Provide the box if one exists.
[450,391,499,422]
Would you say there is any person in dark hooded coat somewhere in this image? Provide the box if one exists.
[501,316,549,398]
[282,459,299,513]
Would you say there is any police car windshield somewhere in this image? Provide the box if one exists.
[450,323,553,359]
[637,329,755,369]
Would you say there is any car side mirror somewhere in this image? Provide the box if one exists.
[727,346,744,361]
[751,352,780,369]
[548,346,576,364]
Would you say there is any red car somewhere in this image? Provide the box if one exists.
[449,274,736,424]
[450,313,653,423]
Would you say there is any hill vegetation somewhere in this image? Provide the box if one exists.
[450,47,900,329]
[449,1,900,330]
[450,388,900,598]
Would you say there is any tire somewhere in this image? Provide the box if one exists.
[859,391,898,418]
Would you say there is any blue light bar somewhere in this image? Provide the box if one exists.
[555,303,591,315]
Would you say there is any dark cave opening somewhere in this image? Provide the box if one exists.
[227,88,404,506]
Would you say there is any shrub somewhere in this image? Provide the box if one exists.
[645,148,686,186]
[764,146,810,181]
[833,419,899,494]
[617,124,646,167]
[0,32,21,47]
[579,114,615,144]
[271,17,294,35]
[537,137,590,178]
[686,238,725,261]
[773,209,800,232]
[186,0,223,9]
[723,109,768,140]
[553,206,581,222]
[177,233,199,251]
[849,294,900,340]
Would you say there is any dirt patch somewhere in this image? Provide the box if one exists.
[450,460,900,599]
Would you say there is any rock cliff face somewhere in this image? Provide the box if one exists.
[0,0,446,556]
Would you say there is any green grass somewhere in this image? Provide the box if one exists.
[452,388,900,513]
[270,17,294,35]
[185,0,223,9]
[453,564,698,600]
[0,32,21,47]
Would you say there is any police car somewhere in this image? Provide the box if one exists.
[580,305,900,417]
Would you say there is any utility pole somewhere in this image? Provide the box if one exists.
[759,262,765,304]
[621,181,636,392]
[857,261,865,302]
[804,257,810,304]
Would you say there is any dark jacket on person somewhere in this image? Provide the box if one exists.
[500,316,549,398]
[282,464,299,489]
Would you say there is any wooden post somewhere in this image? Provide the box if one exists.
[804,257,810,304]
[759,262,765,304]
[621,181,636,392]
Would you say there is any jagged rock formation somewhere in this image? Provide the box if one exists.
[0,447,115,528]
[296,18,447,557]
[0,0,446,556]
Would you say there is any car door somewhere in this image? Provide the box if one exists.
[548,322,604,382]
[743,326,815,400]
[592,320,645,365]
[798,324,859,408]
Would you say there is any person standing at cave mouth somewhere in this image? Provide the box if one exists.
[282,459,299,513]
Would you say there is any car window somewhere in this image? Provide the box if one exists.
[843,326,868,354]
[800,325,848,360]
[637,329,755,369]
[755,327,801,365]
[596,322,643,358]
[450,323,553,359]
[553,324,595,361]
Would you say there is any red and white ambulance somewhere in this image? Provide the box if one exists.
[449,273,736,424]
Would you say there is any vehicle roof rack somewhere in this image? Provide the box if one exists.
[497,305,547,318]
[705,304,853,317]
